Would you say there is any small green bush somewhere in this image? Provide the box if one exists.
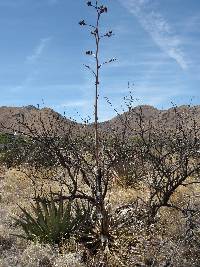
[15,196,88,246]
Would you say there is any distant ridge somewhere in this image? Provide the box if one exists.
[99,104,200,133]
[0,104,200,135]
[0,106,75,135]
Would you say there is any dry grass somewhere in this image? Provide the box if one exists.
[0,166,200,266]
[0,167,85,267]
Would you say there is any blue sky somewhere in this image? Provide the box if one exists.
[0,0,200,122]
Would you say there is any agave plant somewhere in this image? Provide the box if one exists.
[15,196,89,246]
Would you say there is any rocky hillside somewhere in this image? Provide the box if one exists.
[100,104,200,134]
[0,104,200,135]
[0,105,77,135]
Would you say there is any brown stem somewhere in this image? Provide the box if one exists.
[94,11,100,167]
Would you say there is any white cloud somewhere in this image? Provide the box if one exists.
[26,37,52,64]
[59,100,89,108]
[119,0,188,69]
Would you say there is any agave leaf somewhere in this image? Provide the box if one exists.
[32,202,48,232]
[45,199,61,242]
[11,233,27,240]
[16,219,38,241]
[62,201,72,223]
[47,199,58,229]
[29,201,48,233]
[58,197,64,218]
[19,206,38,225]
[40,200,50,221]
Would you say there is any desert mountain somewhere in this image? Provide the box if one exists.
[0,106,76,135]
[0,104,200,136]
[100,104,200,134]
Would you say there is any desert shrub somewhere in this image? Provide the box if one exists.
[0,134,28,168]
[105,136,144,188]
[0,138,53,168]
[19,242,55,267]
[15,196,90,246]
[0,133,14,145]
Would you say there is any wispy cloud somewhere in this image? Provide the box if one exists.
[119,0,188,69]
[10,70,39,93]
[59,100,89,108]
[26,37,52,64]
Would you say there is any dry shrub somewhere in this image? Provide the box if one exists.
[107,186,138,209]
[54,252,84,267]
[0,240,84,267]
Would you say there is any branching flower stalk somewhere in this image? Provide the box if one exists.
[79,0,116,250]
[79,1,115,167]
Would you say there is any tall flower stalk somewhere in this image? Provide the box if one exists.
[79,1,115,167]
[79,0,116,250]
